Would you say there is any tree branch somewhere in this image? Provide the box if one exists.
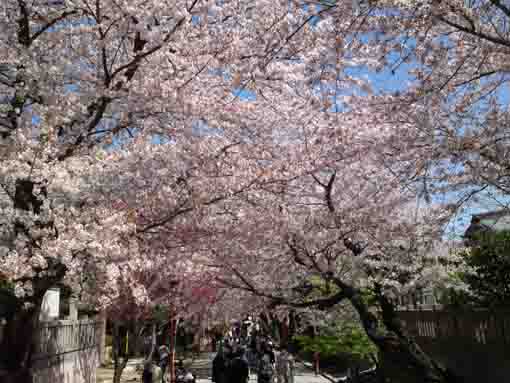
[325,171,336,214]
[138,177,259,233]
[217,274,348,310]
[489,0,510,19]
[57,96,111,161]
[312,171,337,214]
[31,10,78,43]
[436,14,510,49]
[16,0,31,46]
[110,0,202,86]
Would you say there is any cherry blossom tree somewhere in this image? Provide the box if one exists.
[2,1,507,383]
[207,141,460,383]
[0,0,243,378]
[99,260,220,383]
[340,0,510,216]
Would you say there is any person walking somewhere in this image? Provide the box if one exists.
[142,360,154,383]
[213,348,229,383]
[275,349,294,383]
[158,345,170,383]
[257,342,275,383]
[266,341,276,365]
[313,351,320,377]
[228,347,250,383]
[143,334,153,359]
[275,350,285,383]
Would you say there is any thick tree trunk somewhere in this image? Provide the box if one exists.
[168,316,178,383]
[148,323,157,361]
[99,311,108,366]
[345,285,462,383]
[0,294,44,383]
[112,323,128,383]
[0,179,66,383]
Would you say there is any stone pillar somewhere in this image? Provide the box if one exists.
[39,287,60,321]
[68,299,78,320]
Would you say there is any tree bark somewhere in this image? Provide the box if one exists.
[0,178,67,382]
[112,323,128,383]
[344,285,463,383]
[0,310,38,383]
[148,323,157,361]
[0,291,45,383]
[168,315,178,383]
[98,311,107,366]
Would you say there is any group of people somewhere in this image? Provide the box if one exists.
[212,337,294,383]
[142,344,171,383]
[142,344,196,383]
[212,343,250,383]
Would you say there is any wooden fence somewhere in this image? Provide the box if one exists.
[0,319,101,360]
[33,320,102,360]
[398,309,510,382]
[399,309,510,345]
[0,319,102,383]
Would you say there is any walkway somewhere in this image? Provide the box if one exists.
[96,352,339,383]
[190,352,338,383]
[96,358,144,383]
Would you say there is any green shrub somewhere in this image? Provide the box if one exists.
[463,231,510,307]
[294,322,376,366]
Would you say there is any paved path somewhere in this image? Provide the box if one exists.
[96,353,339,383]
[189,353,338,383]
[96,358,144,383]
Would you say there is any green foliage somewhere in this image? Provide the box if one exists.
[460,230,510,307]
[294,322,376,362]
[0,279,20,318]
[0,279,14,292]
[438,287,474,309]
[13,94,26,107]
[302,275,341,302]
[360,288,378,307]
[153,305,170,323]
[294,334,339,358]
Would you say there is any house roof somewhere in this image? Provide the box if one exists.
[464,209,510,239]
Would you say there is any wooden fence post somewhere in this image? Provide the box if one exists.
[99,312,107,366]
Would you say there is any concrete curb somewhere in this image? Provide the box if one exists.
[298,361,338,382]
[298,361,376,382]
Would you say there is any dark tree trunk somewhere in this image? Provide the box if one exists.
[344,284,463,383]
[112,323,129,383]
[0,179,67,383]
[168,316,178,383]
[148,323,157,361]
[0,294,44,383]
